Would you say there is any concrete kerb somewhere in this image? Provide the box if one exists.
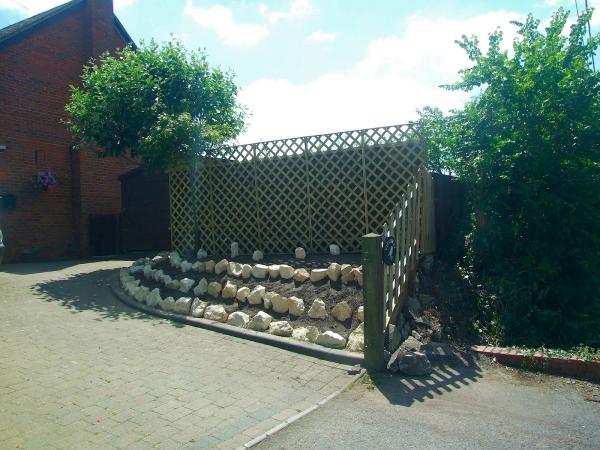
[110,280,364,366]
[238,368,365,450]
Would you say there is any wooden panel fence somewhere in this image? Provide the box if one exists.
[381,169,434,325]
[169,123,427,255]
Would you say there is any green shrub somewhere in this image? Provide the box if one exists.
[421,9,600,348]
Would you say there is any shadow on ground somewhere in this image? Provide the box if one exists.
[366,352,483,407]
[31,268,184,327]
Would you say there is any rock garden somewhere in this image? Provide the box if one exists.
[120,244,366,352]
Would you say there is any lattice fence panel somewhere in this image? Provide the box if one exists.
[169,123,427,255]
[383,171,422,325]
[206,147,259,256]
[364,125,426,234]
[254,138,310,253]
[308,134,366,252]
[169,170,195,253]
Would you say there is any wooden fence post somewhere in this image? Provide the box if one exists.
[362,233,385,371]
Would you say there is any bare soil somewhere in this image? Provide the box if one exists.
[137,257,364,338]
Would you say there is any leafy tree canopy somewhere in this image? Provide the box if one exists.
[420,9,600,347]
[66,39,246,172]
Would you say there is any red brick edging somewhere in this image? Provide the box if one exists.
[472,346,600,382]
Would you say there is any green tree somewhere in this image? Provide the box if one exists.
[65,40,246,172]
[422,9,600,347]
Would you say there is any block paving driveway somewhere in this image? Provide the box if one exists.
[0,259,354,449]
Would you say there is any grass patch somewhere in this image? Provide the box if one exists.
[510,345,600,362]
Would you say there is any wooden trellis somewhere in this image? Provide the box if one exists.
[170,123,427,255]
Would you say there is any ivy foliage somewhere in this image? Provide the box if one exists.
[420,9,600,347]
[65,40,246,172]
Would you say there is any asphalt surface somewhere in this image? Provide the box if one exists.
[258,353,600,449]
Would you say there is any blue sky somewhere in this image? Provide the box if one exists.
[1,0,598,143]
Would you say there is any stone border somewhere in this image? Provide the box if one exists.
[111,280,364,366]
[472,345,600,382]
[237,367,365,449]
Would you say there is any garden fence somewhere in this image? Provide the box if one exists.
[169,123,427,255]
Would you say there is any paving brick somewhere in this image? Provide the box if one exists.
[0,261,353,448]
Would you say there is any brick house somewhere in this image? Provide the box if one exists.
[0,0,139,262]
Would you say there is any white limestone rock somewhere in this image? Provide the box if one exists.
[222,281,238,299]
[134,286,150,302]
[247,285,266,305]
[279,265,295,279]
[357,306,364,322]
[292,326,319,343]
[193,278,208,296]
[190,298,208,318]
[346,323,364,352]
[146,289,162,307]
[159,296,176,311]
[179,278,195,293]
[129,265,144,275]
[332,301,353,322]
[269,321,293,337]
[151,256,165,266]
[252,250,264,262]
[288,296,305,316]
[236,286,250,302]
[263,292,278,310]
[205,260,215,273]
[241,264,252,279]
[310,269,328,283]
[230,242,239,259]
[316,331,347,349]
[152,270,165,282]
[353,267,363,287]
[228,262,243,278]
[160,274,172,286]
[294,247,306,259]
[207,281,222,298]
[252,264,269,279]
[180,260,192,273]
[329,244,341,256]
[143,265,153,278]
[341,264,354,284]
[248,311,272,331]
[192,261,205,272]
[293,268,310,282]
[328,263,341,282]
[166,279,180,290]
[268,265,280,279]
[196,248,208,259]
[215,259,229,275]
[270,293,288,314]
[204,305,228,322]
[227,311,250,328]
[173,297,192,315]
[308,299,327,319]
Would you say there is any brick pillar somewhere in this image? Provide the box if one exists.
[84,0,115,58]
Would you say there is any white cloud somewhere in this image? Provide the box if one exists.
[184,1,269,47]
[114,0,135,10]
[0,0,66,14]
[265,0,317,24]
[237,10,522,143]
[0,0,135,14]
[305,30,336,42]
[543,0,600,25]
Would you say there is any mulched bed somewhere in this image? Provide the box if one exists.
[135,257,364,339]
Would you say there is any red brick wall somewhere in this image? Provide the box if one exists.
[0,0,137,262]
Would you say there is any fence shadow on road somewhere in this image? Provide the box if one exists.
[31,268,181,325]
[368,352,484,407]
